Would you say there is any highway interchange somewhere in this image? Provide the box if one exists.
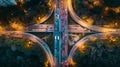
[0,0,120,67]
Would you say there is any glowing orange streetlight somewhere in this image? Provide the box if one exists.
[78,43,87,53]
[10,22,25,31]
[0,25,5,31]
[9,18,25,31]
[26,40,34,48]
[47,0,51,7]
[68,57,76,67]
[44,60,49,67]
[109,36,117,42]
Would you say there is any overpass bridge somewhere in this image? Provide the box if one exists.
[27,24,91,33]
[0,0,109,67]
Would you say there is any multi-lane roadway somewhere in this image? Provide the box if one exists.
[26,24,91,33]
[1,0,119,67]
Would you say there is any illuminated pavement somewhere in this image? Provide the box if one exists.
[0,31,55,67]
[0,0,54,30]
[26,24,91,33]
[68,0,120,32]
[0,0,120,67]
[67,32,120,65]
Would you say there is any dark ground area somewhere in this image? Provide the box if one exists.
[73,0,120,28]
[72,35,120,67]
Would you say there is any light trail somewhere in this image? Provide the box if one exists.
[67,32,120,65]
[0,31,55,67]
[68,0,120,32]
